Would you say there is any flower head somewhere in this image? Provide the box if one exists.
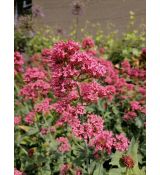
[120,155,135,168]
[130,101,141,111]
[60,164,69,175]
[14,116,22,125]
[56,137,71,153]
[123,111,137,121]
[20,80,51,100]
[114,133,129,152]
[34,98,52,114]
[14,52,24,75]
[82,37,95,49]
[90,131,115,154]
[24,67,46,83]
[72,0,83,15]
[25,111,36,125]
[14,168,23,175]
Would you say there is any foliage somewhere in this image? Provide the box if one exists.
[25,28,60,56]
[14,15,60,56]
[78,12,145,64]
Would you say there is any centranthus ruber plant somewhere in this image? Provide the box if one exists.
[14,39,145,175]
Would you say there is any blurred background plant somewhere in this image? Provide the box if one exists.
[14,4,60,55]
[15,6,145,66]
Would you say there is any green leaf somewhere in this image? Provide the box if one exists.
[127,138,145,175]
[18,125,31,132]
[112,106,119,116]
[93,163,105,175]
[27,127,39,136]
[88,160,96,174]
[132,48,140,57]
[110,151,123,167]
[135,118,143,128]
[109,168,125,175]
[127,138,139,166]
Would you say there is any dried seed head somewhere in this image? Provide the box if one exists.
[72,1,83,15]
[56,27,64,35]
[32,5,44,18]
[120,155,135,168]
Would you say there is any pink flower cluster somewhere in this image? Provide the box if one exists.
[41,40,131,154]
[41,48,53,66]
[123,101,145,121]
[82,37,95,49]
[80,82,115,103]
[20,79,51,100]
[40,126,55,135]
[119,59,146,122]
[99,47,105,55]
[14,168,23,175]
[53,104,129,155]
[51,40,80,62]
[72,114,104,140]
[34,98,52,114]
[90,131,129,155]
[90,131,114,154]
[75,169,82,175]
[60,164,69,175]
[24,67,46,83]
[53,102,84,128]
[24,98,55,125]
[25,111,36,125]
[15,39,145,174]
[113,133,130,151]
[70,52,107,78]
[40,127,48,135]
[14,116,22,125]
[130,101,142,111]
[46,40,116,104]
[56,137,71,153]
[60,164,82,175]
[14,51,24,75]
[17,40,146,159]
[121,60,146,80]
[123,111,137,121]
[121,60,131,75]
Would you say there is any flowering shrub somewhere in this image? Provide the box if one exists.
[15,39,145,174]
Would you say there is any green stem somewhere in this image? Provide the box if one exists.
[98,162,102,175]
[42,114,54,141]
[85,141,90,173]
[126,168,129,175]
[75,15,79,40]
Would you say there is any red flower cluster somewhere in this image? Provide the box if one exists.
[14,52,24,75]
[82,37,95,49]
